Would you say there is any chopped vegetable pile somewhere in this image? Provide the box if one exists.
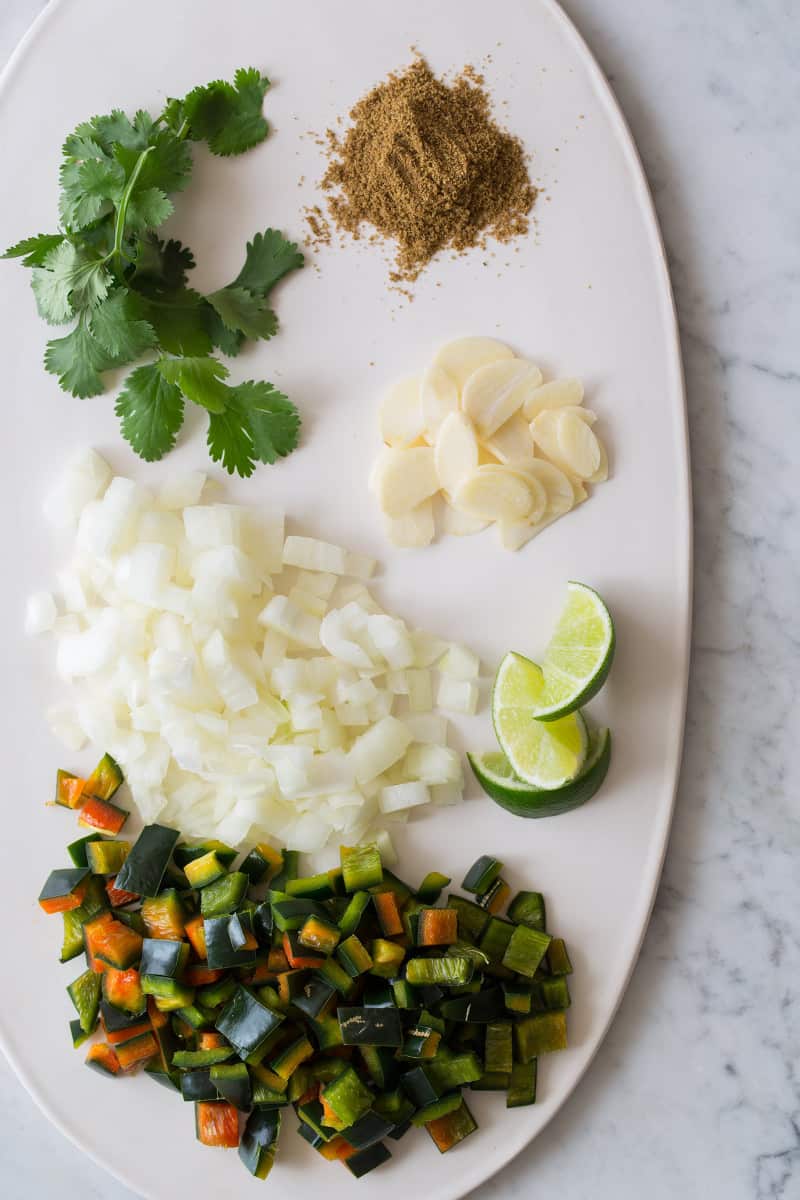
[40,809,573,1180]
[3,69,304,476]
[28,454,480,850]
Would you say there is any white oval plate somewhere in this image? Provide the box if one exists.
[0,0,690,1197]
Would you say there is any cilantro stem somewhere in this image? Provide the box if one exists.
[112,145,155,270]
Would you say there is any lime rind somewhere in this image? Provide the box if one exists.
[469,727,611,818]
[533,582,615,722]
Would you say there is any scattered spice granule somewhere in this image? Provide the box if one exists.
[319,56,537,283]
[304,205,332,248]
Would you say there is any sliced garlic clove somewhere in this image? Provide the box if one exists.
[523,377,585,421]
[434,412,479,494]
[380,375,424,447]
[485,411,536,463]
[421,364,460,442]
[439,496,489,536]
[462,358,541,439]
[478,443,502,465]
[511,457,575,516]
[587,437,609,484]
[369,446,393,493]
[453,465,535,523]
[373,447,439,517]
[571,478,588,504]
[561,406,597,425]
[530,410,574,476]
[432,337,514,393]
[556,410,602,479]
[384,499,435,547]
[498,510,562,551]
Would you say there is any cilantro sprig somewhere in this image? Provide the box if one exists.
[3,68,304,477]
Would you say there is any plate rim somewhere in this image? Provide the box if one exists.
[0,0,693,1196]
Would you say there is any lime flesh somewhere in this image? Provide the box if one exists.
[533,582,615,721]
[491,652,588,787]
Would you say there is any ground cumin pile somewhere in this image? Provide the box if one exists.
[320,58,536,281]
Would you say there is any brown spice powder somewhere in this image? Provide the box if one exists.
[320,58,536,282]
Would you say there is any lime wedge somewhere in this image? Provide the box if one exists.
[533,581,615,721]
[491,652,588,787]
[468,727,611,818]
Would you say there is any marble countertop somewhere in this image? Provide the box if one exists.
[1,1,797,1197]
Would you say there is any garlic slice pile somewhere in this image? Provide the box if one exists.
[371,338,610,550]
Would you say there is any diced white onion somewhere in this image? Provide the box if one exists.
[29,458,483,848]
[25,591,57,635]
[436,677,479,715]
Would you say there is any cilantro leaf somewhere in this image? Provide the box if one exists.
[114,129,193,195]
[90,289,158,362]
[182,68,270,157]
[159,355,230,413]
[207,380,300,477]
[3,233,65,267]
[232,229,304,297]
[132,235,196,296]
[206,285,278,341]
[66,158,126,228]
[61,132,106,161]
[92,109,156,153]
[31,267,73,324]
[126,187,174,231]
[115,363,185,460]
[135,287,213,356]
[44,320,116,398]
[206,309,245,357]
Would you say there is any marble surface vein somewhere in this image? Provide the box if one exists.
[0,1,797,1197]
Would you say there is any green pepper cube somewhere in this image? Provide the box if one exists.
[405,956,472,987]
[85,753,123,801]
[370,938,406,979]
[338,891,371,938]
[216,985,284,1059]
[502,924,552,977]
[515,1011,568,1062]
[239,1107,281,1180]
[271,1034,315,1081]
[86,839,131,876]
[66,832,104,868]
[478,916,515,964]
[320,1065,373,1126]
[184,850,227,889]
[114,824,180,897]
[298,914,341,956]
[547,937,573,976]
[416,871,451,904]
[336,935,373,977]
[507,1060,537,1108]
[535,976,571,1011]
[507,890,547,931]
[503,980,533,1014]
[209,1061,252,1110]
[140,938,188,980]
[200,871,248,917]
[340,843,383,893]
[204,917,257,970]
[67,968,101,1034]
[484,1020,513,1074]
[461,856,503,896]
[447,894,490,942]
